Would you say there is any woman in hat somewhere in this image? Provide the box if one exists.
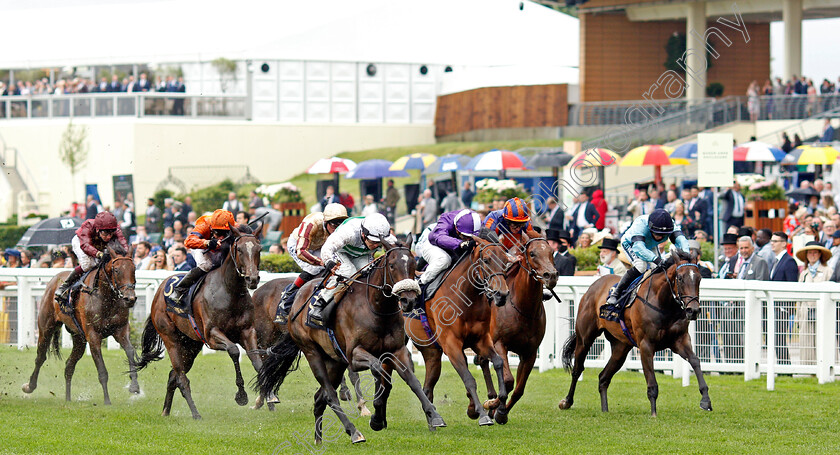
[595,238,626,277]
[795,241,833,363]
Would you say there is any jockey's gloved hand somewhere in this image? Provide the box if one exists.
[208,239,218,250]
[459,240,474,250]
[652,256,663,269]
[96,251,104,259]
[324,260,337,271]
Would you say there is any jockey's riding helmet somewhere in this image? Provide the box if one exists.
[502,197,530,223]
[361,213,391,242]
[648,209,675,235]
[93,212,119,231]
[323,203,349,223]
[210,209,235,230]
[454,209,482,237]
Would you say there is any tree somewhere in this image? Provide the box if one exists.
[58,121,89,202]
[211,58,237,93]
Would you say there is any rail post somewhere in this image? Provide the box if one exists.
[743,289,761,380]
[16,276,36,349]
[815,293,835,384]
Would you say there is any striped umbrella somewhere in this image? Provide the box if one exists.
[465,150,529,171]
[782,144,840,165]
[665,149,691,165]
[671,142,697,160]
[306,157,357,174]
[422,154,471,174]
[733,141,786,162]
[619,145,679,184]
[345,159,409,179]
[389,153,438,171]
[569,148,620,168]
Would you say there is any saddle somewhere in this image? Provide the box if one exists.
[418,249,469,305]
[163,273,209,318]
[60,268,98,338]
[599,268,654,322]
[300,266,373,331]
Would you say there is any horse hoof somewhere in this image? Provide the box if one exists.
[558,399,572,410]
[359,405,371,417]
[235,390,248,406]
[430,417,446,428]
[104,399,111,406]
[467,406,480,420]
[700,401,713,412]
[351,431,366,444]
[495,410,508,425]
[267,394,281,405]
[339,388,352,402]
[369,417,387,431]
[21,383,33,394]
[482,398,500,410]
[192,414,202,420]
[129,384,140,394]
[478,415,494,426]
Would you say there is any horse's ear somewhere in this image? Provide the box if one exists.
[252,221,264,240]
[404,233,414,250]
[229,222,241,237]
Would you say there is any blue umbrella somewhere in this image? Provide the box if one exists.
[346,159,409,179]
[422,154,471,175]
[671,142,697,160]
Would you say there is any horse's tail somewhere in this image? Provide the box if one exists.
[561,334,577,372]
[135,317,165,371]
[47,326,62,359]
[254,333,301,397]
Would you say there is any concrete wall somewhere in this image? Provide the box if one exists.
[0,119,433,218]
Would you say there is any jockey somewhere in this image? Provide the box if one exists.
[275,203,349,324]
[415,209,483,288]
[312,213,396,327]
[170,209,235,306]
[56,212,129,303]
[607,208,691,306]
[484,197,535,250]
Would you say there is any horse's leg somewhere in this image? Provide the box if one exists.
[87,332,111,405]
[207,327,248,406]
[349,346,390,431]
[338,375,353,402]
[475,335,509,424]
[478,356,498,406]
[504,350,537,415]
[312,387,328,444]
[22,321,60,394]
[638,340,659,417]
[672,332,712,411]
[240,326,276,410]
[439,334,492,425]
[162,369,178,416]
[175,342,203,420]
[304,351,363,444]
[419,346,443,403]
[598,337,632,413]
[559,329,598,410]
[483,342,513,413]
[347,369,370,417]
[113,323,140,394]
[63,334,86,402]
[387,346,446,430]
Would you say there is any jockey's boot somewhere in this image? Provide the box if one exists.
[55,267,83,304]
[309,296,328,327]
[170,267,207,309]
[274,283,300,324]
[606,267,642,307]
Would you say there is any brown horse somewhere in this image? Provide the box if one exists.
[478,231,557,423]
[257,239,444,444]
[22,242,139,404]
[251,276,369,415]
[405,236,512,426]
[558,250,712,416]
[136,224,263,419]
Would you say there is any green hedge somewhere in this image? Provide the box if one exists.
[0,225,29,250]
[259,253,302,273]
[570,245,600,271]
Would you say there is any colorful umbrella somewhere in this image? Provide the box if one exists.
[665,149,691,165]
[306,157,357,174]
[733,141,786,162]
[346,159,409,179]
[782,144,840,165]
[389,153,437,171]
[569,148,620,168]
[671,142,697,160]
[619,145,679,185]
[465,150,529,171]
[422,154,471,175]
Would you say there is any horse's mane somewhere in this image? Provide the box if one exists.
[478,227,500,244]
[672,249,695,263]
[107,240,127,257]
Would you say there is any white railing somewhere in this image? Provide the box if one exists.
[2,269,838,389]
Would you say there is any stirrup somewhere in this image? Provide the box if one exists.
[274,312,288,325]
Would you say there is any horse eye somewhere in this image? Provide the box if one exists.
[530,252,536,257]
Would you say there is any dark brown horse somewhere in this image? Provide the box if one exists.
[22,242,139,404]
[558,250,712,416]
[478,231,557,423]
[136,224,263,419]
[251,276,369,415]
[405,236,512,426]
[257,239,444,444]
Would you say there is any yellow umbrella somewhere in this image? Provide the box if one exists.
[389,153,438,171]
[619,145,679,184]
[783,144,840,165]
[569,148,620,168]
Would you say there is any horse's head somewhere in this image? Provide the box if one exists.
[104,243,136,308]
[668,249,702,320]
[229,223,261,290]
[381,237,420,313]
[519,233,558,289]
[470,236,512,307]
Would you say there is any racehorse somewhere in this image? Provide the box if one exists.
[251,276,370,415]
[405,236,512,426]
[257,238,445,445]
[558,249,712,416]
[136,224,263,420]
[22,242,139,404]
[478,231,557,424]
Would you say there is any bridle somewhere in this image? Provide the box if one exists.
[474,241,508,297]
[520,237,552,283]
[228,233,258,279]
[100,256,136,301]
[337,245,413,316]
[663,262,701,310]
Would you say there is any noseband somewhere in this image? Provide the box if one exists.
[229,234,258,279]
[102,256,136,301]
[475,242,508,297]
[520,237,552,282]
[664,262,700,310]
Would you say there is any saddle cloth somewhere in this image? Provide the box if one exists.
[599,269,654,322]
[60,268,96,316]
[163,273,209,318]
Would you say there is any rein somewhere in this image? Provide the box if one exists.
[229,234,258,279]
[338,246,414,317]
[475,242,508,298]
[508,237,549,321]
[97,256,136,301]
[641,262,700,315]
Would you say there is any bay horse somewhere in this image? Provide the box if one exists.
[251,276,370,415]
[22,242,139,404]
[405,236,513,426]
[558,250,712,416]
[478,231,557,424]
[257,239,445,445]
[136,224,263,420]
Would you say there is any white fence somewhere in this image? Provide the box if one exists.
[2,269,839,390]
